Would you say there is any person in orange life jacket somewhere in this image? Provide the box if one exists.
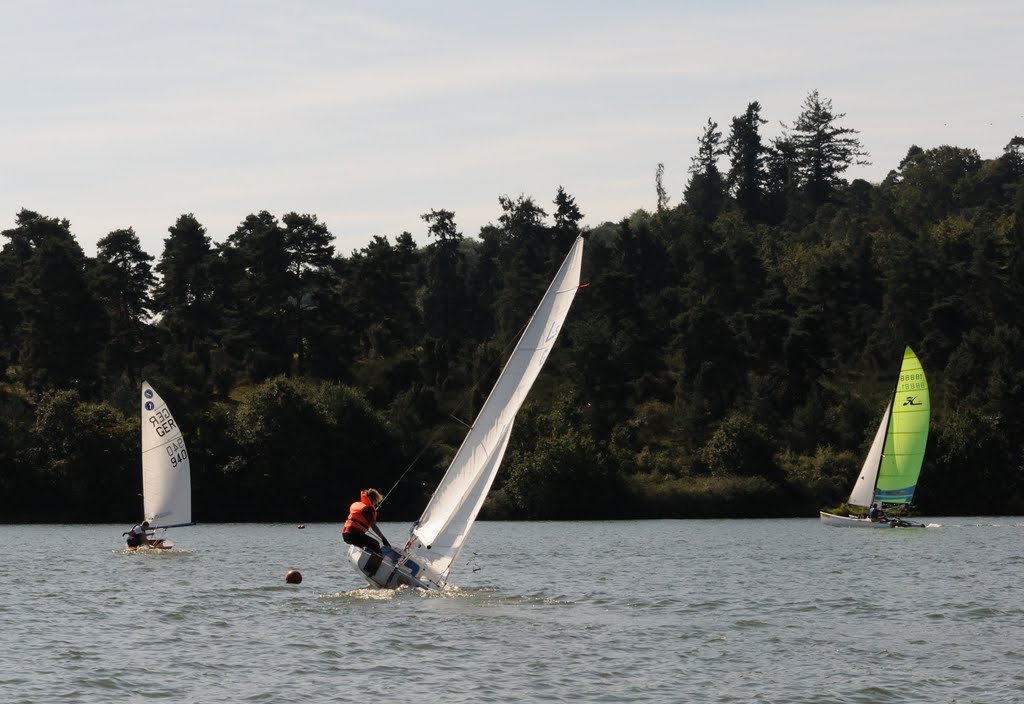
[343,488,391,555]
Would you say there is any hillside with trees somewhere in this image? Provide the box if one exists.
[2,90,1023,522]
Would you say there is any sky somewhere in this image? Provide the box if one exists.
[1,0,1021,259]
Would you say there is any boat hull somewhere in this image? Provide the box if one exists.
[819,511,925,528]
[127,539,174,550]
[347,546,433,590]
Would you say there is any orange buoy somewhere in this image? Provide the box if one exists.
[285,569,302,584]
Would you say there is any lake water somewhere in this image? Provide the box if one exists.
[1,519,1022,703]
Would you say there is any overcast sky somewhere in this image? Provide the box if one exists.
[1,0,1021,259]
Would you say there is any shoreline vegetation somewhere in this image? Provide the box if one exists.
[2,92,1024,522]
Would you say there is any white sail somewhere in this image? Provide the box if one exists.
[141,381,192,528]
[407,236,585,585]
[847,401,889,508]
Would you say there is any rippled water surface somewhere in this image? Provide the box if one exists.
[2,519,1023,703]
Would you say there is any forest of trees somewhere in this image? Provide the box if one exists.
[2,90,1024,523]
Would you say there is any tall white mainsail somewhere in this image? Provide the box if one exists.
[141,381,192,528]
[847,401,890,508]
[406,236,585,586]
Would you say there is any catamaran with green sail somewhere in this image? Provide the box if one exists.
[820,347,931,528]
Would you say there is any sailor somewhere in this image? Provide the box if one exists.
[867,503,885,522]
[342,489,391,573]
[124,520,151,547]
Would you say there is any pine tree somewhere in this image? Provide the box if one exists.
[552,186,583,253]
[655,163,670,213]
[684,118,727,221]
[726,101,769,222]
[153,214,217,384]
[90,227,156,384]
[0,209,103,389]
[789,90,870,205]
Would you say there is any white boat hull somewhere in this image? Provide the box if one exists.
[819,511,925,528]
[347,546,433,590]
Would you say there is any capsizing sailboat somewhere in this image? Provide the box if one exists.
[347,235,585,588]
[128,381,193,549]
[820,347,930,528]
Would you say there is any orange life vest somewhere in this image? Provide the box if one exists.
[343,492,377,533]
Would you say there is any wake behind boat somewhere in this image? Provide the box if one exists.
[348,235,586,589]
[125,382,193,549]
[820,347,930,529]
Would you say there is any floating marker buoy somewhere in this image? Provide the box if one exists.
[297,524,305,529]
[285,569,302,584]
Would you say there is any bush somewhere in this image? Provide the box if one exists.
[623,472,785,518]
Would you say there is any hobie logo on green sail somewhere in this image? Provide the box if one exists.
[903,396,923,406]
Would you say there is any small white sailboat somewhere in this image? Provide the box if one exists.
[348,235,586,588]
[129,381,193,549]
[820,347,930,529]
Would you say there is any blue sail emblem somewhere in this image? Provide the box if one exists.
[144,389,154,399]
[875,486,916,502]
[145,401,155,411]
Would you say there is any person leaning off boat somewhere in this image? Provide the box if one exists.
[342,488,391,555]
[124,520,151,548]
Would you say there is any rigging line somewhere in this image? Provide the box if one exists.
[380,314,532,507]
[449,414,472,429]
[380,246,589,506]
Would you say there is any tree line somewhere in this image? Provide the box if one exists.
[2,90,1023,523]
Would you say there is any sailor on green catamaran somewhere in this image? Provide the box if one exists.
[820,346,930,529]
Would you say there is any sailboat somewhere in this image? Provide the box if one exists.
[131,381,193,548]
[348,235,585,589]
[820,347,930,528]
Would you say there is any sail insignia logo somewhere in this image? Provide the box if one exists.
[902,396,922,406]
[145,401,155,411]
[144,389,154,399]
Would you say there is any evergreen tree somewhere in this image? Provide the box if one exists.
[789,90,869,206]
[883,144,982,230]
[341,233,422,403]
[421,209,467,346]
[0,209,102,389]
[493,195,550,340]
[726,101,769,222]
[1003,136,1024,180]
[763,135,801,223]
[552,186,584,253]
[153,214,217,385]
[684,118,727,221]
[89,227,156,385]
[281,212,335,375]
[655,162,670,213]
[219,211,292,381]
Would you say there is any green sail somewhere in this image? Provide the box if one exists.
[875,347,930,504]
